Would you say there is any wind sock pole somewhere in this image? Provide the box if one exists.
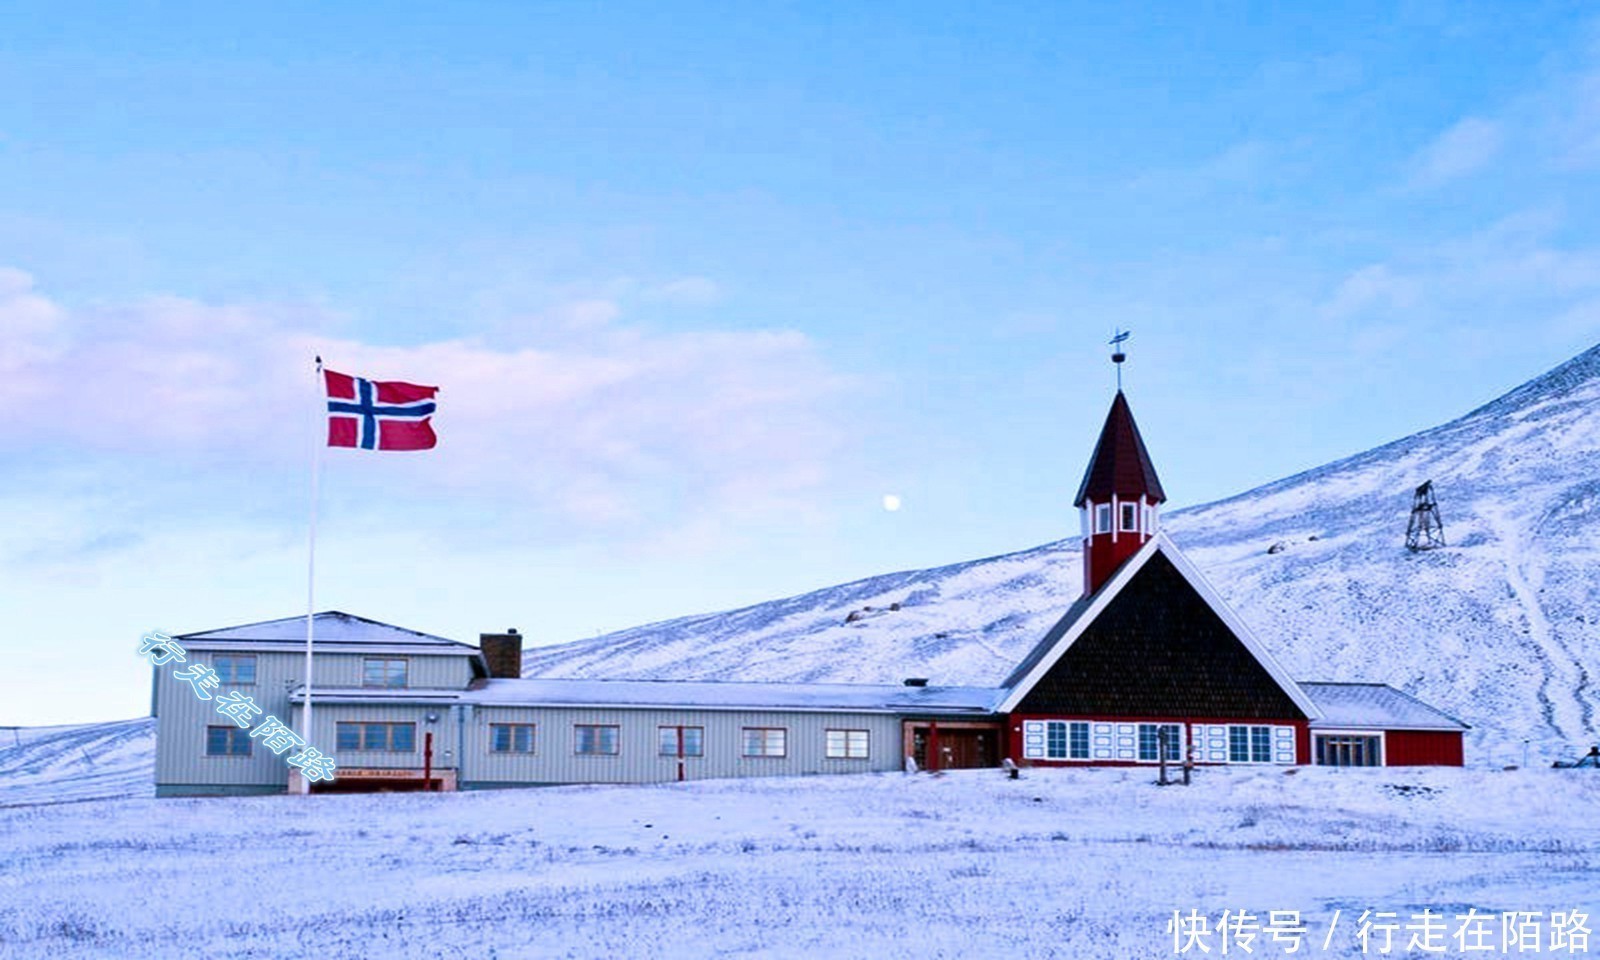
[300,356,323,795]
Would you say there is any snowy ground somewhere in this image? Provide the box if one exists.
[3,763,1596,959]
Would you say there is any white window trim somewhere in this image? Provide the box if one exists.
[1136,723,1184,763]
[824,728,870,760]
[573,724,620,757]
[1225,724,1280,764]
[741,726,788,758]
[489,722,537,754]
[657,725,705,758]
[1312,729,1386,766]
[1094,504,1112,534]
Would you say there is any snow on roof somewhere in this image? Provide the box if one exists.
[179,611,476,651]
[1301,682,1469,732]
[463,678,1005,715]
[289,687,464,705]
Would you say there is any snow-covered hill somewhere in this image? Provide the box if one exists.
[526,343,1600,763]
[0,719,154,808]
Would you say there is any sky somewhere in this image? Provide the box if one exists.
[4,1,1600,724]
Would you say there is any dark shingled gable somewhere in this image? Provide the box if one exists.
[1013,551,1307,719]
[1073,390,1167,507]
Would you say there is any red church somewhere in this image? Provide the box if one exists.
[994,385,1467,769]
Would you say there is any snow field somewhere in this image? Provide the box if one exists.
[1,764,1595,959]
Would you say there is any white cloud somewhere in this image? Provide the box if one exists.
[1409,116,1503,187]
[0,274,850,532]
[646,276,723,305]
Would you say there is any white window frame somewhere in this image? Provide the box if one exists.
[213,655,256,685]
[1120,502,1139,532]
[205,724,252,757]
[658,725,705,758]
[361,657,408,689]
[1227,725,1277,764]
[1094,504,1112,534]
[490,723,536,754]
[1313,729,1385,767]
[574,724,620,756]
[825,729,869,759]
[337,721,415,752]
[1137,723,1182,762]
[742,727,787,758]
[1035,721,1096,761]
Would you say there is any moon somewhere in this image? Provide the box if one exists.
[881,494,902,512]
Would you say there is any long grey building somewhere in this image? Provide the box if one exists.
[153,611,1000,796]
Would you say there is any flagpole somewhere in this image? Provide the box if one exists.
[301,355,323,796]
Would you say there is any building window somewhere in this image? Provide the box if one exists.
[1045,722,1068,759]
[1144,505,1154,533]
[213,655,256,685]
[490,723,536,754]
[825,729,869,759]
[362,658,408,688]
[742,727,787,758]
[205,725,252,756]
[1043,721,1092,760]
[1095,504,1112,534]
[1121,502,1138,531]
[575,725,620,756]
[1316,734,1381,767]
[336,722,415,752]
[1069,722,1091,759]
[658,726,704,757]
[1251,726,1272,763]
[1138,724,1182,761]
[1228,725,1273,763]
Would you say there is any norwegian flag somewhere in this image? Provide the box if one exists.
[324,368,439,451]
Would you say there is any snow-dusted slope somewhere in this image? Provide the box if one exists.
[0,719,154,807]
[527,344,1600,761]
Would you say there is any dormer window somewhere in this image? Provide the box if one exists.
[362,657,408,688]
[1120,502,1138,532]
[1094,504,1112,534]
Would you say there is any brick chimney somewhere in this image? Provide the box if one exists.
[479,629,523,679]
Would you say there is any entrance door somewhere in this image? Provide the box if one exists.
[908,724,1002,770]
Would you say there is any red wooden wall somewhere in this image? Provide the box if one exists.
[1385,730,1464,766]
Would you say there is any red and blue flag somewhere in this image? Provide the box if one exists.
[324,369,438,451]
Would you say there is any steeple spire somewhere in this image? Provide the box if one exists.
[1075,341,1167,596]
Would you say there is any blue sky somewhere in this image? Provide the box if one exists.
[4,2,1600,723]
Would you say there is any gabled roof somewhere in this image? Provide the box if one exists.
[1301,682,1470,732]
[178,610,481,657]
[996,533,1319,718]
[1074,390,1166,506]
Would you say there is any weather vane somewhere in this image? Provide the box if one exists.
[1110,328,1130,389]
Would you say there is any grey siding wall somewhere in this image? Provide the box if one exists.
[296,652,474,690]
[461,707,904,785]
[154,648,473,790]
[154,650,299,790]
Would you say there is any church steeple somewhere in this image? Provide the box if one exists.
[1076,368,1166,596]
